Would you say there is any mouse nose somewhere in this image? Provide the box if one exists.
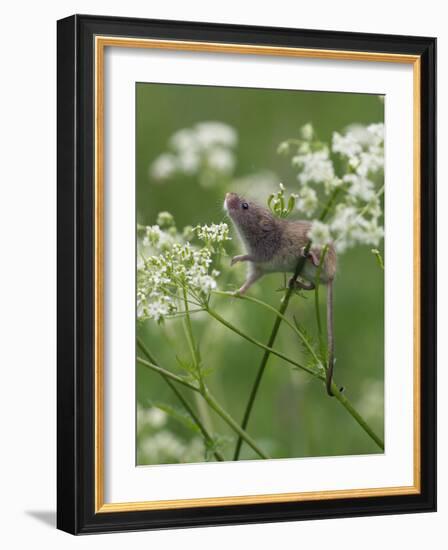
[225,192,239,210]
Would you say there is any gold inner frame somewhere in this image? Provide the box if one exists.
[94,36,421,513]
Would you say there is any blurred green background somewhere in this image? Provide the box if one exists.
[136,83,384,464]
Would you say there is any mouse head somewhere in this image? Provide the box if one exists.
[224,192,269,225]
[224,192,279,252]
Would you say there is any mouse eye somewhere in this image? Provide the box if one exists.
[241,202,249,210]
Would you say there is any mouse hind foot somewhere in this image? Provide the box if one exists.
[288,277,315,291]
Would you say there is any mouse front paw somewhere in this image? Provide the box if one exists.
[230,255,244,267]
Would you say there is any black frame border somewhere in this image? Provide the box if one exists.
[57,14,436,535]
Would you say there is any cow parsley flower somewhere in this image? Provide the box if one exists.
[156,211,175,228]
[178,149,200,174]
[308,221,332,247]
[296,185,318,217]
[149,121,238,186]
[138,430,205,465]
[343,174,376,202]
[169,128,198,152]
[277,141,290,155]
[195,223,231,251]
[150,153,177,180]
[300,122,314,141]
[332,131,362,159]
[332,123,384,178]
[207,147,235,173]
[278,120,384,255]
[195,121,237,148]
[330,205,361,252]
[137,214,230,322]
[356,149,384,177]
[137,405,168,432]
[142,225,176,252]
[140,430,186,464]
[293,148,335,186]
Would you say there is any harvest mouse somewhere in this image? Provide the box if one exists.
[224,192,337,396]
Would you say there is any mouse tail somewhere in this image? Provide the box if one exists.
[326,278,335,396]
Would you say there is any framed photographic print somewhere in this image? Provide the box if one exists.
[57,14,436,534]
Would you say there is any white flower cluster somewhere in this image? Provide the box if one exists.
[137,405,167,434]
[194,222,231,251]
[279,125,342,220]
[279,122,385,253]
[307,220,332,248]
[137,404,207,465]
[295,185,318,217]
[293,147,336,187]
[137,214,231,322]
[156,211,175,228]
[150,121,238,187]
[332,123,385,180]
[139,431,205,465]
[141,224,177,253]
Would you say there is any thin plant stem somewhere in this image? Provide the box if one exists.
[205,306,315,376]
[231,188,342,460]
[181,288,214,434]
[137,355,197,391]
[206,300,384,451]
[330,381,384,451]
[212,290,321,367]
[202,390,270,459]
[137,338,224,461]
[182,287,203,389]
[136,355,270,459]
[138,309,205,323]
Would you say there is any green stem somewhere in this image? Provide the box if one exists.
[205,306,315,376]
[330,381,384,451]
[136,355,269,459]
[137,355,197,391]
[202,390,270,459]
[208,301,313,462]
[209,293,384,450]
[137,338,224,461]
[207,291,384,460]
[231,188,342,460]
[181,290,269,458]
[181,288,214,434]
[212,291,321,368]
[182,287,203,389]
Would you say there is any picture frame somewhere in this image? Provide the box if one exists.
[57,14,436,534]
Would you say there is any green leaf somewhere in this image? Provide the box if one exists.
[287,194,296,214]
[292,316,324,373]
[175,355,201,384]
[371,248,384,270]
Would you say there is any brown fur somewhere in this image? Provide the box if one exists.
[225,192,337,396]
[225,192,336,283]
